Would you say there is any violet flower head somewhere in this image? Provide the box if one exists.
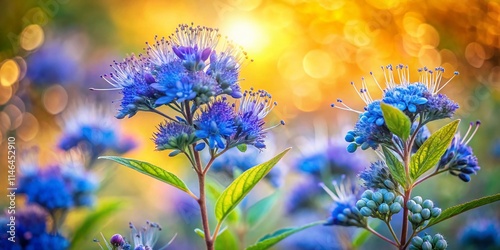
[333,64,460,152]
[232,89,281,149]
[58,100,136,160]
[438,121,481,182]
[322,177,366,227]
[153,121,196,152]
[194,99,236,149]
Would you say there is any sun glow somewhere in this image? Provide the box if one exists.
[224,19,268,53]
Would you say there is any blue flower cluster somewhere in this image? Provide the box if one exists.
[322,178,367,227]
[336,65,459,152]
[19,150,97,212]
[101,24,248,119]
[359,161,400,191]
[0,206,69,250]
[438,122,481,182]
[58,101,136,161]
[458,217,500,249]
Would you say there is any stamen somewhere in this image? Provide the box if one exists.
[463,121,480,145]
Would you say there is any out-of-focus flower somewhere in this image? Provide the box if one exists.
[58,100,136,161]
[438,121,480,182]
[26,40,81,86]
[334,65,459,152]
[285,177,323,214]
[323,177,366,227]
[0,205,69,250]
[18,148,97,212]
[458,217,500,249]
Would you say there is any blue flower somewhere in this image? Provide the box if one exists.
[19,149,97,211]
[207,44,247,98]
[285,177,323,214]
[323,178,366,227]
[334,65,460,152]
[231,89,279,149]
[153,121,196,151]
[24,233,69,250]
[194,99,236,149]
[100,55,161,119]
[412,124,431,153]
[344,100,392,152]
[438,121,480,182]
[382,83,428,117]
[458,217,500,249]
[26,40,80,86]
[128,221,169,250]
[359,161,399,191]
[58,100,136,160]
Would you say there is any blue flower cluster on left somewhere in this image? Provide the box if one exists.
[100,24,281,154]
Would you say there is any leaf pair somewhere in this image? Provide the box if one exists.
[380,102,459,184]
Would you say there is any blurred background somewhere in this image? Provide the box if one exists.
[0,0,499,249]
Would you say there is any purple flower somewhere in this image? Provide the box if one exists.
[153,122,196,151]
[194,99,236,149]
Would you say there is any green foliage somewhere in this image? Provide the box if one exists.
[99,156,195,197]
[424,193,500,229]
[410,120,459,180]
[380,102,411,140]
[382,146,407,188]
[215,228,238,250]
[246,192,280,228]
[246,221,321,250]
[215,148,290,223]
[237,144,248,153]
[69,200,122,249]
[194,228,205,239]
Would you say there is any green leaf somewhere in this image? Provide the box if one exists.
[246,221,321,250]
[70,200,122,249]
[246,192,280,228]
[352,229,371,248]
[206,181,241,224]
[215,227,238,250]
[237,144,248,153]
[410,120,459,179]
[382,146,407,188]
[99,156,195,197]
[194,228,205,239]
[380,102,411,140]
[215,148,290,223]
[425,193,500,229]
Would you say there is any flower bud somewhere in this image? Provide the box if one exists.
[383,180,395,190]
[422,199,434,209]
[378,203,390,214]
[372,192,384,204]
[390,203,402,214]
[412,196,423,204]
[356,199,366,209]
[394,195,404,204]
[366,200,378,210]
[413,204,423,213]
[361,190,374,199]
[421,208,431,220]
[421,241,432,250]
[411,236,423,247]
[411,213,423,224]
[431,207,441,217]
[435,240,447,249]
[360,207,373,216]
[110,234,125,247]
[337,213,347,222]
[342,208,352,216]
[407,200,417,210]
[383,192,395,203]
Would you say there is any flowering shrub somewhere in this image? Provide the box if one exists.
[327,65,500,249]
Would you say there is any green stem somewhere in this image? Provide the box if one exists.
[147,106,176,121]
[412,169,448,187]
[385,221,400,245]
[400,189,411,249]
